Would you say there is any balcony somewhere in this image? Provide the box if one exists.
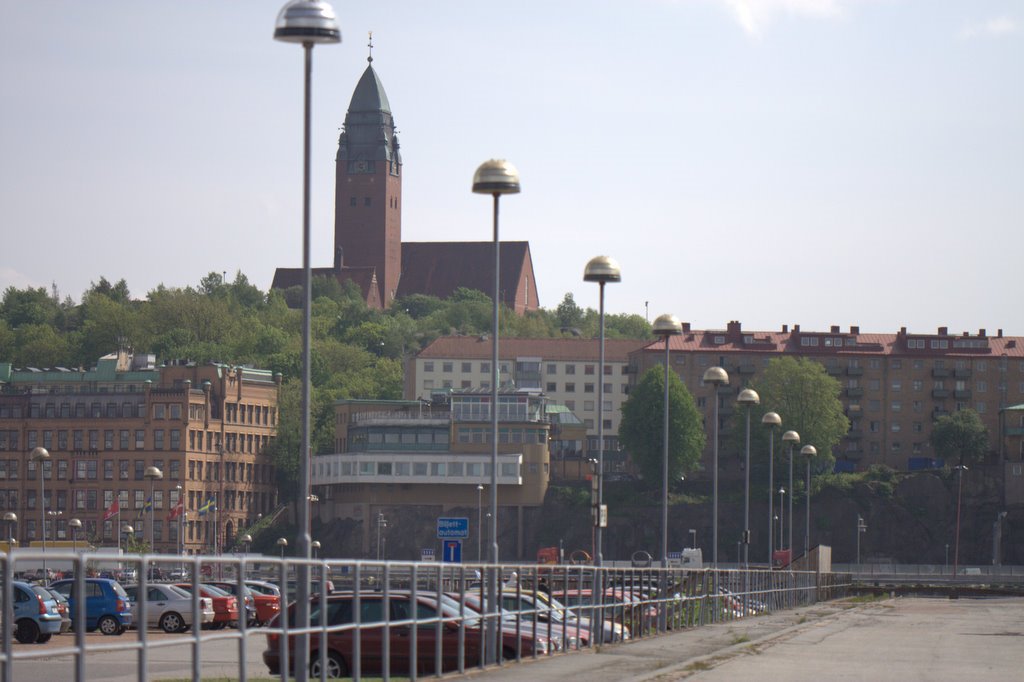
[931,389,949,398]
[933,408,950,419]
[845,387,864,398]
[931,368,950,378]
[846,367,864,376]
[954,368,972,378]
[737,363,756,375]
[846,429,864,440]
[826,365,843,376]
[1007,427,1024,436]
[954,389,971,399]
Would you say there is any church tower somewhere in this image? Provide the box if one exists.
[334,48,402,307]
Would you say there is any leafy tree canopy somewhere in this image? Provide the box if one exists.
[930,409,989,466]
[619,366,706,486]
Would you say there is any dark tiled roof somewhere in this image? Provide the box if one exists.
[420,336,648,362]
[398,241,532,308]
[271,266,382,308]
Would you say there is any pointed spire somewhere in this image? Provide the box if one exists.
[367,31,373,63]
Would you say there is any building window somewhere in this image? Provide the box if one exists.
[565,383,575,392]
[565,364,576,375]
[584,383,595,393]
[546,363,557,374]
[892,401,902,412]
[349,197,357,207]
[546,382,556,392]
[892,360,902,369]
[584,401,595,412]
[442,362,453,373]
[976,381,987,393]
[363,197,371,207]
[423,362,434,372]
[461,362,472,373]
[892,380,902,392]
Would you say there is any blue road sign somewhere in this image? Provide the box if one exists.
[442,539,462,563]
[437,517,470,539]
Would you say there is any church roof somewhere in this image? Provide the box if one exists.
[337,63,399,163]
[349,64,391,113]
[271,266,382,309]
[397,241,533,308]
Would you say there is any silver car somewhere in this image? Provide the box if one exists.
[123,584,215,633]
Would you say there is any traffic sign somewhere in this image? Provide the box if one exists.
[442,539,463,563]
[437,517,470,539]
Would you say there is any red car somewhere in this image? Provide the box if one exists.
[263,591,552,678]
[209,581,280,627]
[175,583,239,629]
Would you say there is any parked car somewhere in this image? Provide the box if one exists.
[174,583,238,629]
[6,581,63,644]
[447,591,577,650]
[49,578,133,636]
[209,581,280,627]
[42,587,72,635]
[263,590,551,677]
[245,580,281,598]
[123,583,215,633]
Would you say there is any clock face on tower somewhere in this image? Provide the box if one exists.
[348,159,375,174]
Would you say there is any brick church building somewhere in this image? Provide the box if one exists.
[273,55,540,314]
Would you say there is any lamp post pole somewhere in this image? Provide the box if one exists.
[477,484,484,562]
[762,414,781,567]
[856,515,867,566]
[702,368,729,568]
[274,4,341,679]
[31,447,50,577]
[801,445,816,560]
[737,389,760,570]
[473,158,520,664]
[953,463,966,577]
[652,314,681,632]
[689,529,696,550]
[778,488,786,553]
[780,431,800,556]
[3,512,16,546]
[585,256,622,569]
[277,537,288,559]
[144,466,163,552]
[69,518,82,554]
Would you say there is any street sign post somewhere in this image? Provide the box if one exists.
[442,539,463,563]
[437,517,470,539]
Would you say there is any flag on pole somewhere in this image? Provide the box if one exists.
[168,498,184,521]
[198,496,216,516]
[103,499,120,522]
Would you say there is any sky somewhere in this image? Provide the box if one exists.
[2,1,1022,337]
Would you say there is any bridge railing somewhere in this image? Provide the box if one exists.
[1,550,851,682]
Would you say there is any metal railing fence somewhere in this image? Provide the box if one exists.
[0,550,851,682]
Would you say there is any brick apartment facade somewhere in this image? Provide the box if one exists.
[629,322,1024,477]
[0,350,281,554]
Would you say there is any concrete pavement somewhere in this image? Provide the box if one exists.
[460,596,1024,682]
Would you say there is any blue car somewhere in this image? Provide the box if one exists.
[48,578,133,635]
[9,581,63,644]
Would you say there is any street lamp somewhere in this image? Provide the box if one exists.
[474,158,520,663]
[476,484,484,562]
[856,514,867,566]
[311,539,320,559]
[375,512,388,561]
[652,313,681,633]
[4,512,17,545]
[780,431,800,553]
[953,463,967,577]
[801,445,817,560]
[688,528,697,550]
[31,447,50,576]
[274,3,340,676]
[277,537,288,559]
[777,488,786,554]
[702,367,729,568]
[652,314,682,573]
[144,466,163,551]
[585,255,622,568]
[737,388,760,569]
[762,412,781,567]
[69,518,82,554]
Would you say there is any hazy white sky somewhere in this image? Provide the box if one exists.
[2,1,1021,336]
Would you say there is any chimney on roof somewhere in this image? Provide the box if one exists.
[938,326,948,335]
[782,324,788,333]
[979,328,986,337]
[682,322,691,333]
[830,325,840,334]
[850,326,860,335]
[793,324,801,333]
[727,320,742,339]
[900,327,906,335]
[998,329,1003,338]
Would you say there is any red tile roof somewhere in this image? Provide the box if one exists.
[398,241,535,310]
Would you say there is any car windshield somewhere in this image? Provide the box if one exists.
[111,582,129,600]
[246,582,279,596]
[201,584,229,597]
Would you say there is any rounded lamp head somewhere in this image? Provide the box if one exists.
[276,537,289,547]
[122,525,134,534]
[144,466,163,480]
[652,313,682,338]
[472,159,521,195]
[31,446,50,461]
[801,444,817,459]
[702,366,729,386]
[69,518,82,529]
[311,540,321,549]
[737,388,760,406]
[273,0,341,44]
[782,430,800,444]
[3,512,17,522]
[761,411,781,427]
[240,534,253,544]
[583,256,622,284]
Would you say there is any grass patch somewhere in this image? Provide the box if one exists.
[685,660,713,672]
[729,630,750,645]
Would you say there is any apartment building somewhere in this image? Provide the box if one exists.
[408,336,648,473]
[0,350,280,554]
[629,321,1024,477]
[312,389,552,555]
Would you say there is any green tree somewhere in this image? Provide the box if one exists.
[0,286,60,328]
[554,293,584,330]
[619,366,706,485]
[930,409,989,467]
[732,356,849,475]
[85,277,131,304]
